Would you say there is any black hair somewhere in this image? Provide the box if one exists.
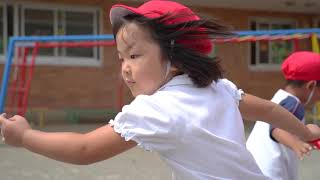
[112,12,234,87]
[286,80,320,87]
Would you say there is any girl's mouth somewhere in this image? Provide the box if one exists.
[126,79,136,84]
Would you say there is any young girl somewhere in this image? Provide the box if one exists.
[1,1,320,179]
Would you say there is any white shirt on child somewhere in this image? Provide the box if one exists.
[110,74,268,180]
[246,89,304,180]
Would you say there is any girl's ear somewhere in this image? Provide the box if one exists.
[306,80,317,91]
[170,65,178,71]
[170,65,181,75]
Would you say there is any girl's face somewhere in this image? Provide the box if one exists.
[116,22,174,97]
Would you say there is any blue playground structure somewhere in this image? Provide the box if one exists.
[0,28,319,115]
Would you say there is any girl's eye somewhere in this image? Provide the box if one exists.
[130,54,140,59]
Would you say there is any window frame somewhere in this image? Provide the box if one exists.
[0,2,7,61]
[313,18,320,27]
[248,17,297,71]
[0,2,104,67]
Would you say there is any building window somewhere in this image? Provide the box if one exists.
[250,18,297,69]
[0,6,4,55]
[0,4,12,56]
[63,11,95,58]
[0,2,102,66]
[24,8,55,56]
[314,18,320,27]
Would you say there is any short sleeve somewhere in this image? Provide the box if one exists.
[109,95,176,152]
[269,96,304,142]
[217,79,244,106]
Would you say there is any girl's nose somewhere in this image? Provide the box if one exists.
[121,60,130,75]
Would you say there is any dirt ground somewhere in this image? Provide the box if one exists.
[0,123,319,180]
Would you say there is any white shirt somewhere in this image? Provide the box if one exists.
[246,89,304,180]
[110,74,268,180]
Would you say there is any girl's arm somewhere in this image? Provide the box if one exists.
[23,125,136,164]
[239,93,319,142]
[0,115,136,165]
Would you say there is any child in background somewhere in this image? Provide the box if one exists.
[247,51,320,180]
[1,1,320,180]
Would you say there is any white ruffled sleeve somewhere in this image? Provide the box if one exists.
[218,79,244,106]
[109,95,176,152]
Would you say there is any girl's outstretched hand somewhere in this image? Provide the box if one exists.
[291,139,313,160]
[0,113,31,147]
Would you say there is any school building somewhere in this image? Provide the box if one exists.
[0,0,319,114]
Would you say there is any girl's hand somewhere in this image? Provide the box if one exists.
[291,139,313,160]
[0,114,31,147]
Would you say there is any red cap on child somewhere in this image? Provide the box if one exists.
[109,0,212,55]
[281,51,320,81]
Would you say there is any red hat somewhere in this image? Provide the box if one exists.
[109,0,212,55]
[281,51,320,81]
